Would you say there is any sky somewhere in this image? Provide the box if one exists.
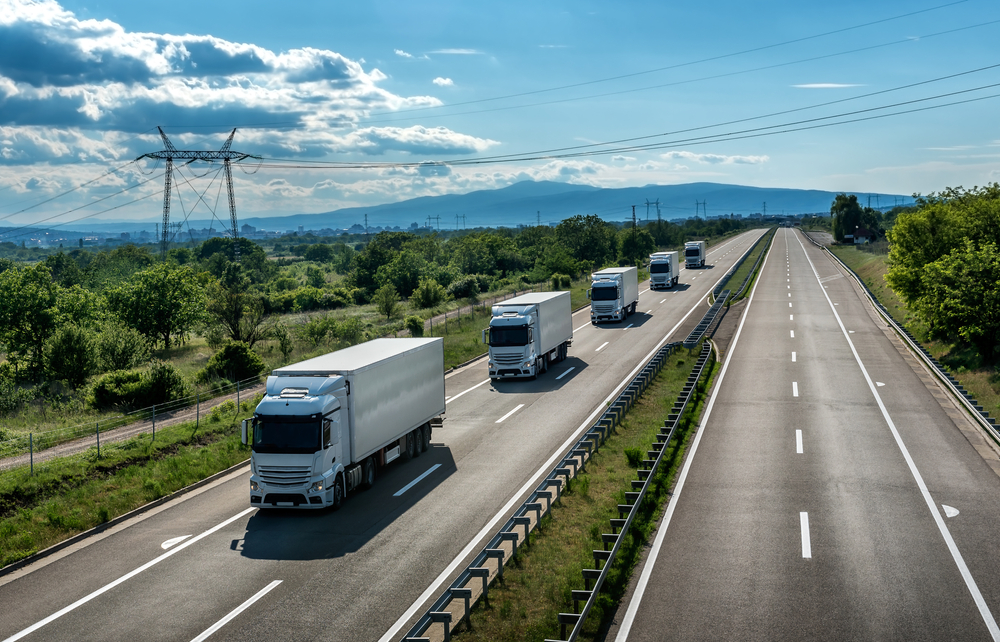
[1,0,999,233]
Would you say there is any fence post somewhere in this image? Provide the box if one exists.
[197,393,200,429]
[152,406,155,441]
[96,422,100,458]
[237,381,241,410]
[29,432,33,476]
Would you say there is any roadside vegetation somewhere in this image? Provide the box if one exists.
[453,346,718,642]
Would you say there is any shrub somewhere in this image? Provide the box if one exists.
[97,321,152,371]
[550,273,566,291]
[144,360,189,404]
[411,278,447,308]
[0,367,35,417]
[198,341,265,383]
[373,284,400,320]
[89,360,188,410]
[405,315,424,337]
[447,275,479,299]
[271,322,295,361]
[45,324,99,387]
[560,274,571,288]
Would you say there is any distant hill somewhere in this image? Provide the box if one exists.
[67,180,912,236]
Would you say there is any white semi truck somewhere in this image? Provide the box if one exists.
[241,338,445,509]
[484,291,573,380]
[684,240,707,268]
[648,251,679,290]
[590,266,639,324]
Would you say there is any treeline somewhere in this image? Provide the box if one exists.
[885,183,1000,363]
[0,213,757,416]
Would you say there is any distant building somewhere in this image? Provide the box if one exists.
[241,223,257,235]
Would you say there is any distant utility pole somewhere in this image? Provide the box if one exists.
[364,213,369,240]
[537,210,541,227]
[632,205,637,253]
[762,201,767,217]
[695,200,706,217]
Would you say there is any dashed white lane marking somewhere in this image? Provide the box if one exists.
[790,314,794,321]
[624,324,634,330]
[447,379,490,405]
[834,303,839,306]
[574,322,591,332]
[596,341,609,352]
[495,404,525,424]
[849,330,855,334]
[788,293,791,297]
[660,299,666,304]
[793,381,799,397]
[646,309,652,314]
[800,512,812,558]
[394,464,443,496]
[556,367,576,381]
[190,580,283,642]
[161,535,191,550]
[796,429,803,454]
[792,352,796,362]
[876,381,885,387]
[944,505,960,518]
[789,302,792,307]
[790,330,795,338]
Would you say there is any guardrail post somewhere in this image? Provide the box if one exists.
[429,612,453,642]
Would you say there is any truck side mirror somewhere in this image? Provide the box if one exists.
[586,289,592,300]
[241,419,248,445]
[481,329,488,344]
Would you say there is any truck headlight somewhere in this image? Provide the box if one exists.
[310,481,324,493]
[250,481,259,492]
[523,361,532,369]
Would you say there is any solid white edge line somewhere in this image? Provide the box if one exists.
[379,229,766,642]
[800,512,812,559]
[615,227,773,642]
[394,464,443,497]
[446,379,490,405]
[4,507,257,642]
[796,429,803,454]
[495,404,525,424]
[556,367,576,381]
[189,580,282,642]
[793,230,1000,639]
[596,341,609,352]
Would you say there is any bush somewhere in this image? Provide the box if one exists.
[89,360,189,410]
[411,278,447,308]
[447,275,479,299]
[373,284,400,320]
[204,325,227,351]
[198,341,265,383]
[45,324,99,387]
[144,360,188,404]
[551,273,566,290]
[97,321,152,371]
[560,274,571,288]
[0,366,35,417]
[405,315,424,337]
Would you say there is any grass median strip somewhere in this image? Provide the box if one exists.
[453,345,718,642]
[0,398,257,569]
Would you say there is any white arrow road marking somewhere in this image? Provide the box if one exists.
[944,505,960,518]
[876,382,885,387]
[161,535,191,550]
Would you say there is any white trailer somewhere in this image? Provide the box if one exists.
[241,338,445,509]
[484,291,573,380]
[648,251,679,290]
[589,266,639,324]
[684,240,707,268]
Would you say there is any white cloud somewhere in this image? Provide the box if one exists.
[660,151,769,165]
[394,49,413,58]
[433,77,454,87]
[792,84,864,89]
[429,49,482,55]
[612,155,635,162]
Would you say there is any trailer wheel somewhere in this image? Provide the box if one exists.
[403,431,416,460]
[420,424,430,452]
[361,457,376,490]
[412,429,421,458]
[331,476,344,511]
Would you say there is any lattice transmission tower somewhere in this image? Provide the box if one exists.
[138,127,258,260]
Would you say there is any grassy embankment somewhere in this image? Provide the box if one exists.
[453,347,717,642]
[714,228,773,304]
[0,397,258,568]
[829,244,1000,421]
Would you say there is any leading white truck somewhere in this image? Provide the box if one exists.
[590,266,639,324]
[484,291,573,380]
[648,251,679,290]
[684,240,707,268]
[241,338,445,509]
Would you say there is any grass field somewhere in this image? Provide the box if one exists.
[452,347,717,642]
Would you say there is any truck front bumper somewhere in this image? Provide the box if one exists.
[250,475,333,509]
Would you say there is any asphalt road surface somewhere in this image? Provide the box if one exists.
[612,228,1000,642]
[0,230,766,642]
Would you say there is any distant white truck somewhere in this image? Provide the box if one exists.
[590,266,639,324]
[648,251,679,290]
[241,338,445,509]
[484,291,573,380]
[684,240,707,268]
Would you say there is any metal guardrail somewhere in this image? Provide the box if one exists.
[683,290,730,349]
[731,227,776,300]
[799,230,1000,446]
[711,227,775,301]
[400,341,685,642]
[546,340,713,642]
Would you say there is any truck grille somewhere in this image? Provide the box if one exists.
[493,353,523,366]
[258,465,311,487]
[593,303,615,314]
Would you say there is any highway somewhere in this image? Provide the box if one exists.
[0,230,766,642]
[613,228,1000,642]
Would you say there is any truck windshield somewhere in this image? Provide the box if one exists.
[591,285,618,301]
[253,417,320,454]
[650,262,672,273]
[685,247,700,257]
[490,325,529,347]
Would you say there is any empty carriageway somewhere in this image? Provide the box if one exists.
[613,227,1000,642]
[0,231,768,642]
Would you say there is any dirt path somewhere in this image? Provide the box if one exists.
[0,383,265,472]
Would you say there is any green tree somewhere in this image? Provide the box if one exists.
[373,284,401,320]
[96,320,152,371]
[831,194,864,243]
[376,249,426,297]
[106,263,204,349]
[205,263,270,349]
[0,264,60,376]
[304,243,334,263]
[306,265,326,288]
[84,244,156,291]
[43,252,84,287]
[411,277,447,308]
[348,231,414,298]
[617,227,656,265]
[556,214,618,266]
[45,324,99,387]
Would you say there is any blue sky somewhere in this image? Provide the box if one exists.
[1,0,998,229]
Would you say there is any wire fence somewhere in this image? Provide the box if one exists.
[0,375,264,473]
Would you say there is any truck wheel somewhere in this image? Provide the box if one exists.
[404,431,416,460]
[631,302,637,314]
[362,457,376,490]
[412,429,421,458]
[420,424,430,452]
[331,476,344,511]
